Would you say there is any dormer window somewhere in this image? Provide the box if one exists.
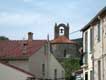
[22,42,27,55]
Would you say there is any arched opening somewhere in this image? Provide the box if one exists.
[59,27,64,36]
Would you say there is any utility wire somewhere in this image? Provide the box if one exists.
[69,29,81,35]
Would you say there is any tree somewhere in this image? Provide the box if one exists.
[0,36,9,40]
[61,58,80,80]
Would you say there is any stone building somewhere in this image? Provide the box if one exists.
[51,23,80,60]
[81,6,106,80]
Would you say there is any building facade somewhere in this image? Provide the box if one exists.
[81,27,93,80]
[81,6,106,80]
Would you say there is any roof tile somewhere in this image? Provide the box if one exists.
[51,36,77,45]
[0,40,47,58]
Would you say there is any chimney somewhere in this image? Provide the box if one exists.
[28,32,33,41]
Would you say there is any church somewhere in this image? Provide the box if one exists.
[51,23,80,60]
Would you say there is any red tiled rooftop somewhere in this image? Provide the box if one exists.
[0,40,47,58]
[51,36,77,45]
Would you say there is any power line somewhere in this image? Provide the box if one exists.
[69,29,81,35]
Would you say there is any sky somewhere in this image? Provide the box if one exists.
[0,0,106,40]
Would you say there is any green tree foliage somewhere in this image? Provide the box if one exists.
[73,38,83,48]
[61,58,80,80]
[0,36,9,40]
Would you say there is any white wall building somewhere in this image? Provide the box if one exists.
[29,44,65,79]
[81,27,93,80]
[0,62,35,80]
[81,6,106,80]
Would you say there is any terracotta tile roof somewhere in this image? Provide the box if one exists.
[51,36,78,45]
[0,40,47,58]
[0,62,35,76]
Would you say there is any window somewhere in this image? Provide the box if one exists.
[61,71,64,79]
[85,72,88,80]
[84,31,88,64]
[42,64,45,76]
[104,24,106,36]
[54,69,57,80]
[22,43,27,55]
[90,70,93,80]
[84,53,88,64]
[97,20,101,42]
[44,45,46,55]
[103,17,106,37]
[90,28,94,52]
[64,49,66,57]
[98,60,101,80]
[85,31,88,53]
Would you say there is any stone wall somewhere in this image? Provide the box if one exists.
[51,43,80,59]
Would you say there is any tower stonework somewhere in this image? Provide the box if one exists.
[54,23,69,39]
[51,23,80,60]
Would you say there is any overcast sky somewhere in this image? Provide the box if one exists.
[0,0,105,40]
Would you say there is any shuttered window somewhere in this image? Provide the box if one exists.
[90,70,93,80]
[42,64,45,76]
[97,20,101,42]
[98,60,101,80]
[85,31,88,53]
[90,27,94,52]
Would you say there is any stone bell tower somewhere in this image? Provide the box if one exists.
[54,23,69,39]
[52,23,80,59]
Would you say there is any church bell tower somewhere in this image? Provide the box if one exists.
[54,23,69,39]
